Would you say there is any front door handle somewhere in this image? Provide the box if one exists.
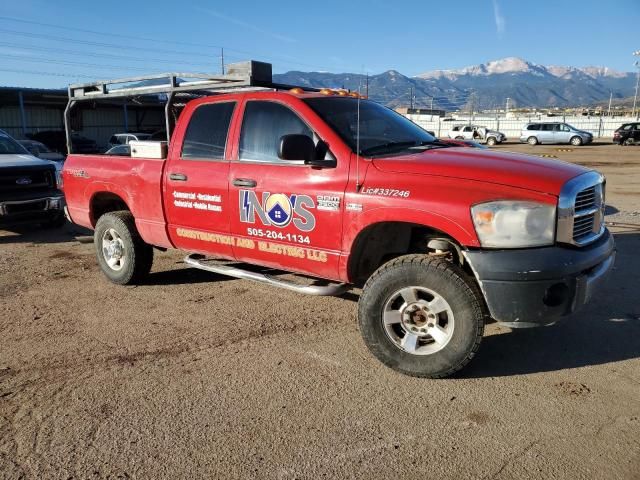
[169,173,188,181]
[233,178,257,188]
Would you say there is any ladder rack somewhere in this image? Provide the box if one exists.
[63,60,317,153]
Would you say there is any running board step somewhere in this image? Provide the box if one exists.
[184,254,350,296]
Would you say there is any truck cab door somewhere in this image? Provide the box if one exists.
[227,99,347,280]
[163,100,237,258]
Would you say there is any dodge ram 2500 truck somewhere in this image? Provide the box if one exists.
[62,84,615,378]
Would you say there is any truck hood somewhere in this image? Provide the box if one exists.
[371,147,590,195]
[0,154,56,169]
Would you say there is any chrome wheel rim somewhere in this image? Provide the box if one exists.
[382,286,455,356]
[102,228,126,271]
[571,137,581,146]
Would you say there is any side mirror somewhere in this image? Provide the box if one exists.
[278,134,315,163]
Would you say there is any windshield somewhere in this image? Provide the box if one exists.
[0,132,29,155]
[304,97,441,157]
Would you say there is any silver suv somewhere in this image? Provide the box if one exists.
[520,122,593,146]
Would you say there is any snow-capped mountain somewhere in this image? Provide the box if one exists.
[273,57,636,110]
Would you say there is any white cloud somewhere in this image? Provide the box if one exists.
[196,8,296,44]
[492,0,506,37]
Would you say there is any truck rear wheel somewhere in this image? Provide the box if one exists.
[358,255,485,378]
[94,211,153,285]
[486,136,497,146]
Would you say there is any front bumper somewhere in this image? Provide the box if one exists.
[0,194,64,224]
[463,229,616,327]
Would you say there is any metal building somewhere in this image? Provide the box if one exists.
[0,86,165,151]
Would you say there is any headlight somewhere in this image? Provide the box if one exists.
[471,201,556,248]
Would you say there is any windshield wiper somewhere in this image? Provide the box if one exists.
[361,141,419,156]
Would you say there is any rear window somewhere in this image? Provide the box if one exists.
[181,102,236,160]
[527,124,540,130]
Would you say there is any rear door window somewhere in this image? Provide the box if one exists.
[181,102,236,160]
[527,124,540,130]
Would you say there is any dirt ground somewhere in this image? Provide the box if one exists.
[1,142,639,479]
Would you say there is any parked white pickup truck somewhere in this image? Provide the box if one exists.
[447,125,506,146]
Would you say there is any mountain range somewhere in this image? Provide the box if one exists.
[273,57,637,111]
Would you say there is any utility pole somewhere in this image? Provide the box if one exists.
[505,97,510,114]
[221,47,225,75]
[409,86,414,110]
[632,50,640,117]
[607,91,612,116]
[365,73,369,97]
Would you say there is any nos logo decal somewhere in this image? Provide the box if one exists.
[240,190,316,232]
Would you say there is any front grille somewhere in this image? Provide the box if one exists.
[572,184,601,243]
[575,187,596,210]
[0,166,55,195]
[557,172,605,247]
[573,214,595,240]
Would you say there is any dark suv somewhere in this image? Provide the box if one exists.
[613,123,640,145]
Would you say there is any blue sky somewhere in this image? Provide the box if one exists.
[1,0,639,88]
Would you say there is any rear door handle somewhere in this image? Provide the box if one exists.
[169,173,188,181]
[233,178,257,188]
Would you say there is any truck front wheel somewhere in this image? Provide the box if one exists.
[94,211,153,285]
[358,255,485,378]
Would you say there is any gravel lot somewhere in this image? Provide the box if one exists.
[1,142,639,479]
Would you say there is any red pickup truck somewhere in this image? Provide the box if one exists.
[62,86,615,378]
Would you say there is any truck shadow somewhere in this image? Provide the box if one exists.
[0,222,92,245]
[463,230,640,378]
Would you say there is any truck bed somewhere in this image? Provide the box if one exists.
[63,154,172,248]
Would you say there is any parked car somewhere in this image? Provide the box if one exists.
[520,123,593,146]
[447,125,506,146]
[107,133,152,150]
[613,123,639,145]
[0,129,65,227]
[105,145,131,156]
[18,140,66,163]
[28,130,98,154]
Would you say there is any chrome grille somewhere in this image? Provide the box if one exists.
[557,171,605,247]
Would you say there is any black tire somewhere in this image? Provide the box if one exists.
[570,136,583,146]
[527,136,538,145]
[94,210,153,285]
[486,137,497,146]
[358,255,485,378]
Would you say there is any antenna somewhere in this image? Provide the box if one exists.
[355,76,362,192]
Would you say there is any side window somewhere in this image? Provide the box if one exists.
[527,124,540,131]
[452,126,459,131]
[239,101,312,163]
[109,135,117,144]
[463,126,472,132]
[541,124,554,131]
[181,102,236,160]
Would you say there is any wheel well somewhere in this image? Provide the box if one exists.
[90,192,129,226]
[347,222,468,286]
